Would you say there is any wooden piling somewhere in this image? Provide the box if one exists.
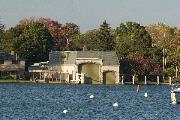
[169,76,172,85]
[132,76,135,85]
[157,76,160,85]
[121,76,124,85]
[144,76,147,85]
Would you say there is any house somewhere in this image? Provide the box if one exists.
[48,51,120,84]
[0,51,25,79]
[28,61,49,82]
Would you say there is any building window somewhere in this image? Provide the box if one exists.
[12,60,18,64]
[0,60,4,64]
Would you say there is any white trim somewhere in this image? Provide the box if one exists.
[76,58,100,60]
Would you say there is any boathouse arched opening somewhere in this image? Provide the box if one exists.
[103,71,116,84]
[78,63,100,84]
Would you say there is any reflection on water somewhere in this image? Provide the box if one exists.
[0,84,180,120]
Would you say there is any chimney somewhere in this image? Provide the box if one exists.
[11,51,15,55]
[83,45,87,51]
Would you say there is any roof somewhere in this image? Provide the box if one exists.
[0,51,13,60]
[49,51,119,65]
[28,61,48,71]
[28,66,48,71]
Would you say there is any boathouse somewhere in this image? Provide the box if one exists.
[28,62,49,82]
[48,51,120,84]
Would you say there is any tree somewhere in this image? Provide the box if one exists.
[0,19,5,50]
[65,23,80,38]
[146,23,175,49]
[99,20,114,51]
[146,24,177,60]
[0,17,4,32]
[64,23,81,50]
[0,25,26,52]
[75,29,101,50]
[115,22,162,77]
[19,18,83,51]
[0,23,4,32]
[146,23,179,77]
[76,21,114,51]
[19,18,68,51]
[13,22,53,65]
[120,47,162,77]
[38,18,69,51]
[115,22,152,58]
[0,30,13,52]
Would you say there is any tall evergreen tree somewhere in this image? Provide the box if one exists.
[0,19,5,50]
[0,24,4,32]
[99,20,114,51]
[76,29,101,51]
[0,18,4,32]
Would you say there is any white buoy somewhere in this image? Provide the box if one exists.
[113,102,118,107]
[144,92,148,97]
[172,100,177,105]
[89,94,94,99]
[171,93,177,105]
[63,109,68,114]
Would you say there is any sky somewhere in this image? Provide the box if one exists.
[0,0,180,33]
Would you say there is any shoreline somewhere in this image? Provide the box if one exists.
[0,80,172,85]
[0,80,34,83]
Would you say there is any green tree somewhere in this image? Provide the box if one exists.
[0,23,4,32]
[13,22,53,65]
[99,20,114,51]
[0,25,26,52]
[76,29,101,50]
[19,18,69,51]
[0,30,13,52]
[76,21,114,51]
[65,23,80,38]
[115,22,152,58]
[64,23,81,50]
[115,22,161,77]
[73,29,102,51]
[0,17,4,32]
[0,21,6,51]
[0,23,3,41]
[19,18,82,51]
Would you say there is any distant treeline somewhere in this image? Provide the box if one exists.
[0,17,180,78]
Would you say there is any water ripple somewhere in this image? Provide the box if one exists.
[0,84,180,120]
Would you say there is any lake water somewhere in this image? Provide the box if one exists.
[0,84,180,120]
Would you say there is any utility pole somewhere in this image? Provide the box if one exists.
[66,38,69,51]
[175,37,179,78]
[174,30,179,78]
[163,48,165,80]
[162,33,166,80]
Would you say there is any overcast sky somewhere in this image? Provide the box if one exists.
[0,0,180,32]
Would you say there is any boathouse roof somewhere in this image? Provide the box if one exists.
[49,51,119,65]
